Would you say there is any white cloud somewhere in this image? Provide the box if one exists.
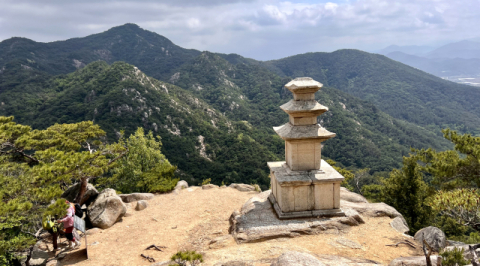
[0,0,479,60]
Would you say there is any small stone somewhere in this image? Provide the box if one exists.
[229,183,256,192]
[390,216,409,234]
[119,193,154,203]
[175,180,188,190]
[135,200,148,211]
[209,235,235,249]
[202,184,219,190]
[46,259,58,266]
[343,208,364,224]
[86,228,102,235]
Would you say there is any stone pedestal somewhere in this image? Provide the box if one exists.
[268,77,345,219]
[268,160,345,218]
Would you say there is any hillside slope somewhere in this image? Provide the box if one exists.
[0,23,200,80]
[0,61,282,188]
[0,59,450,183]
[263,49,480,134]
[163,52,451,171]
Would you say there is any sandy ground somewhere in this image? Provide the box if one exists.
[41,187,423,266]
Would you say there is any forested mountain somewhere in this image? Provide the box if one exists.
[263,50,480,134]
[0,58,451,187]
[2,23,476,187]
[0,23,200,81]
[167,52,451,172]
[0,61,283,188]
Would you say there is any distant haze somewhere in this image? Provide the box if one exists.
[1,0,480,60]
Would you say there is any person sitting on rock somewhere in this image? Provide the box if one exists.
[57,200,81,249]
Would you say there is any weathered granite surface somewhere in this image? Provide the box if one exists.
[339,187,368,203]
[229,191,364,243]
[390,217,409,234]
[414,226,446,252]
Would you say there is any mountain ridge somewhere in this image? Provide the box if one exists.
[0,59,452,184]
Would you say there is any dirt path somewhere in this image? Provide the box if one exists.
[50,187,422,266]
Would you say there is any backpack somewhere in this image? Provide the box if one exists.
[74,203,83,218]
[42,219,54,230]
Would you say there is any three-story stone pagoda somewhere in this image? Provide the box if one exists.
[268,77,346,219]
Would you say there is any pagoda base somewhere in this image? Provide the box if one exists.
[268,193,345,219]
[267,160,346,219]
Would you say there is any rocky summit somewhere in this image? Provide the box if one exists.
[29,183,426,266]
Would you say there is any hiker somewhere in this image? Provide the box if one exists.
[42,216,59,250]
[57,200,81,249]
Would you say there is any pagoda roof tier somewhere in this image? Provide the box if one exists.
[273,123,336,140]
[280,100,328,117]
[285,77,323,94]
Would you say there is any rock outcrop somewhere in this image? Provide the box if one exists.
[61,182,99,206]
[87,188,127,229]
[230,191,365,243]
[229,188,408,243]
[340,200,404,219]
[340,187,368,203]
[414,226,446,252]
[119,193,154,203]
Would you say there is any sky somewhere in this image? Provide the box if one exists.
[1,0,479,60]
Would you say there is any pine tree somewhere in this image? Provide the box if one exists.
[417,129,480,189]
[0,116,126,263]
[98,128,177,193]
[380,155,433,233]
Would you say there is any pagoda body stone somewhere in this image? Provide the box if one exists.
[268,77,345,219]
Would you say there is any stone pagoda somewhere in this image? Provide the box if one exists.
[268,77,346,219]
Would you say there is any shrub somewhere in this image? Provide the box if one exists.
[169,250,204,266]
[440,247,468,266]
